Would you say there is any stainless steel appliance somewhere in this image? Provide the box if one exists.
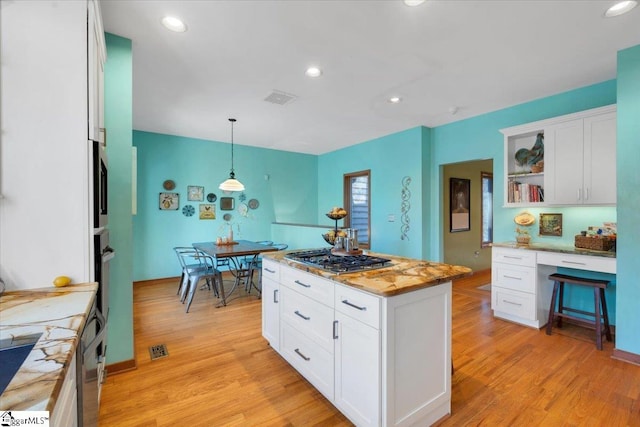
[77,298,107,426]
[285,248,391,274]
[92,140,108,229]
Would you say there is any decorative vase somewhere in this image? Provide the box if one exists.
[228,225,234,242]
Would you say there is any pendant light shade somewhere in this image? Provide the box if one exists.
[219,118,245,192]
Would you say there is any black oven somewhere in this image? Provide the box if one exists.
[93,140,108,229]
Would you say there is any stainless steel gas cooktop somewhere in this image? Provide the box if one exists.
[284,248,392,274]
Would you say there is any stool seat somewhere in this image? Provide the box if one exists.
[546,273,612,350]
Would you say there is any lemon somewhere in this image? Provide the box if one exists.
[53,276,71,287]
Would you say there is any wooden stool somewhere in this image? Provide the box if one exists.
[546,273,612,350]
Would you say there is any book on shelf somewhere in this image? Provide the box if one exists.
[508,180,544,203]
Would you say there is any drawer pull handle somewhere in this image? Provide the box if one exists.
[294,310,310,321]
[294,348,310,361]
[504,256,522,260]
[294,280,311,288]
[504,275,522,280]
[333,320,339,339]
[273,289,278,303]
[503,299,522,306]
[265,268,276,274]
[561,260,587,266]
[342,299,367,311]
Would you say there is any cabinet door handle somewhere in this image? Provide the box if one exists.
[342,299,367,311]
[503,299,522,306]
[273,289,278,303]
[333,320,339,339]
[577,188,582,201]
[504,275,522,280]
[294,348,310,361]
[265,267,276,274]
[294,310,310,321]
[561,260,587,266]
[504,256,522,260]
[584,188,589,201]
[294,280,310,288]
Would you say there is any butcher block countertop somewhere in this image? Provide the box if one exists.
[263,249,472,297]
[0,283,97,412]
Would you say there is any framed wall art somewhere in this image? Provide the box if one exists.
[220,197,235,210]
[187,185,204,201]
[199,204,215,220]
[159,192,179,210]
[539,213,563,236]
[450,177,470,232]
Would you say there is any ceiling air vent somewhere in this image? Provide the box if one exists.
[264,90,297,106]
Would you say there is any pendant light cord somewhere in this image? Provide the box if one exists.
[229,118,236,178]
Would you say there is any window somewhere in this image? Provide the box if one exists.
[344,170,370,249]
[481,172,493,247]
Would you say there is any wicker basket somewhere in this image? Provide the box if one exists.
[574,235,615,251]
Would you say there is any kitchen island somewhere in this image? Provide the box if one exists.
[261,249,472,427]
[0,283,97,425]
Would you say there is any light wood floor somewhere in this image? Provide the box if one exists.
[99,271,640,426]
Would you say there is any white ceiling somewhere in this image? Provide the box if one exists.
[100,0,640,155]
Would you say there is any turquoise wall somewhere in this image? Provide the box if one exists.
[104,33,134,364]
[615,45,640,355]
[318,127,425,258]
[132,131,318,281]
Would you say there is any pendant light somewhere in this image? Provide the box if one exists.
[219,118,245,192]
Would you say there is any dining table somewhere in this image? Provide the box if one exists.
[192,240,279,306]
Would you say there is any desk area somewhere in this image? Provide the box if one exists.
[491,242,616,329]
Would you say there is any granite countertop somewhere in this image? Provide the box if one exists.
[492,241,616,258]
[0,283,98,412]
[263,250,472,297]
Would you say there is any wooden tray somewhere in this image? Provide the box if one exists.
[216,241,239,246]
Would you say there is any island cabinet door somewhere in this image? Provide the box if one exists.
[334,311,381,427]
[261,276,280,351]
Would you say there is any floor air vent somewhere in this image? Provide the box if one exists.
[149,344,169,360]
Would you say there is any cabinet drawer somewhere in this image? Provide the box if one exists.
[492,263,536,293]
[281,321,334,400]
[281,285,335,353]
[334,284,381,329]
[537,251,616,274]
[262,259,281,281]
[492,287,536,320]
[492,247,536,267]
[281,266,334,306]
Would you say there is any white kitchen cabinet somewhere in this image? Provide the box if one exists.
[500,104,616,207]
[263,262,452,426]
[261,259,281,350]
[51,354,78,427]
[334,310,380,427]
[88,0,106,143]
[0,0,105,289]
[491,247,553,328]
[545,109,616,205]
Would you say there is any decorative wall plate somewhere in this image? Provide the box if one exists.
[248,198,259,209]
[159,192,179,210]
[223,213,232,221]
[182,204,195,217]
[514,211,535,226]
[163,180,176,191]
[207,193,217,202]
[187,185,204,201]
[238,202,248,217]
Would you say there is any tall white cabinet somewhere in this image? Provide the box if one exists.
[263,261,452,427]
[0,0,105,290]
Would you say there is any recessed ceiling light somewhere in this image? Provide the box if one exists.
[403,0,426,6]
[162,16,187,32]
[388,96,402,104]
[305,66,322,78]
[604,0,637,17]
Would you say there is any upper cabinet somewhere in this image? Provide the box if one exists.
[88,0,107,143]
[501,105,616,207]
